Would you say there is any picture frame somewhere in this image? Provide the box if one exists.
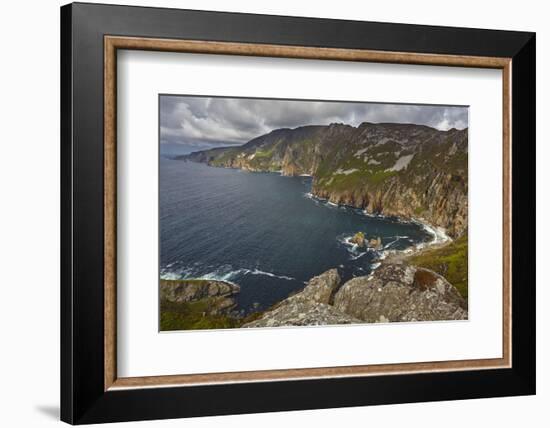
[61,2,535,424]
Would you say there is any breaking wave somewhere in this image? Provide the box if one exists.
[161,263,296,283]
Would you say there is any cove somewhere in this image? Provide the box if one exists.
[160,158,432,314]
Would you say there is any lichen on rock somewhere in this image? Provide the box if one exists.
[243,263,467,328]
[333,264,467,322]
[160,279,240,304]
[243,269,361,327]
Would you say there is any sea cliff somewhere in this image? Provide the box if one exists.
[167,121,469,329]
[181,122,468,238]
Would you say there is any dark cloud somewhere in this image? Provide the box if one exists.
[160,95,468,146]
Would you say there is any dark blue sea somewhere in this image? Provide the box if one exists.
[160,156,432,314]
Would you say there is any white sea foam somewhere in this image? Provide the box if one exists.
[382,235,409,250]
[339,235,379,261]
[167,265,297,283]
[307,195,451,272]
[350,252,368,261]
[201,267,242,282]
[412,218,451,246]
[160,272,183,280]
[361,210,384,218]
[304,192,343,210]
[383,238,399,249]
[243,268,295,281]
[160,264,197,280]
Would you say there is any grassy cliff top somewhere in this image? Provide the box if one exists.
[408,233,468,299]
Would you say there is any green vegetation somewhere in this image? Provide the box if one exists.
[210,148,239,166]
[253,148,274,159]
[317,168,397,192]
[414,206,425,215]
[160,299,240,331]
[160,298,265,331]
[368,169,397,184]
[408,233,468,299]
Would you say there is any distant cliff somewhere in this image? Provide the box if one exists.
[181,122,468,238]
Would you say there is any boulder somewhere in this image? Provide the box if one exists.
[291,268,341,305]
[368,237,382,250]
[333,264,467,322]
[350,231,366,247]
[243,269,361,327]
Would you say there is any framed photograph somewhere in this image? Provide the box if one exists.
[61,2,535,424]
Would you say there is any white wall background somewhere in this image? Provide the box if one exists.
[0,0,546,427]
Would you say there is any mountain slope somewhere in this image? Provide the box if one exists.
[181,122,468,238]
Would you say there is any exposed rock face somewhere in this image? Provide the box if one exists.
[314,170,468,239]
[160,279,240,303]
[160,279,240,315]
[290,268,341,305]
[350,231,366,247]
[182,122,468,238]
[243,302,361,328]
[368,237,382,250]
[333,264,467,322]
[243,264,467,328]
[243,269,361,327]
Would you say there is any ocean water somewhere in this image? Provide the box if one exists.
[160,158,433,314]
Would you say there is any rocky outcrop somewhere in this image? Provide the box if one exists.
[182,122,468,238]
[333,264,467,322]
[160,279,240,315]
[160,279,240,303]
[243,264,467,328]
[368,237,382,250]
[243,302,361,328]
[350,231,366,247]
[313,170,468,238]
[243,269,362,327]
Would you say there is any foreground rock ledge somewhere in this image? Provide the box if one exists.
[243,269,361,327]
[160,279,240,316]
[333,264,467,322]
[243,264,467,328]
[160,279,240,303]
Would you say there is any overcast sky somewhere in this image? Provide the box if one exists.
[160,95,468,147]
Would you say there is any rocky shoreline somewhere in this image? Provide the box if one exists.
[159,205,466,330]
[243,264,467,327]
[182,122,468,238]
[164,122,469,329]
[243,215,467,327]
[160,229,467,331]
[160,279,244,330]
